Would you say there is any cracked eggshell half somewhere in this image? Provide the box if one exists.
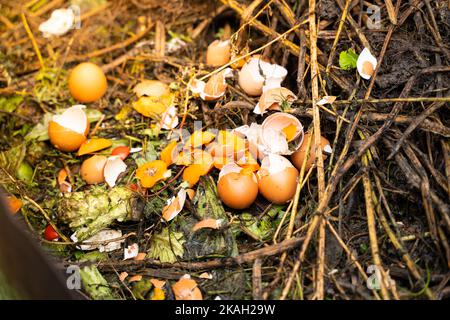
[217,163,258,209]
[48,105,89,152]
[357,48,377,80]
[206,40,231,67]
[238,56,288,96]
[257,154,298,204]
[80,155,107,185]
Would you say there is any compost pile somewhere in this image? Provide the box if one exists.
[0,0,449,300]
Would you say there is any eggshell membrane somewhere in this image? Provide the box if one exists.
[291,133,331,172]
[80,155,107,184]
[206,40,231,66]
[68,62,107,102]
[218,171,258,209]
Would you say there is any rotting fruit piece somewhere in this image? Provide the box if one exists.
[136,160,168,188]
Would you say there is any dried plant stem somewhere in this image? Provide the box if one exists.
[326,0,351,74]
[361,159,391,299]
[20,12,44,69]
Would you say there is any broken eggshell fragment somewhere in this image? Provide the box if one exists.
[162,188,187,221]
[190,68,232,101]
[159,105,179,130]
[291,133,332,172]
[39,8,75,38]
[357,48,377,80]
[254,87,297,114]
[104,156,127,188]
[172,275,203,300]
[133,80,170,98]
[238,56,287,96]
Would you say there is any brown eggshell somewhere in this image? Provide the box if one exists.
[203,73,227,100]
[172,277,203,300]
[206,40,231,67]
[80,155,107,184]
[291,133,331,172]
[68,62,107,103]
[48,121,87,152]
[218,172,258,209]
[257,167,298,204]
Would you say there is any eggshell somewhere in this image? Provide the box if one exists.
[48,121,87,152]
[217,167,258,209]
[48,105,89,152]
[238,56,288,96]
[255,87,297,114]
[261,112,304,142]
[104,156,127,187]
[133,80,169,98]
[80,155,107,184]
[190,68,232,101]
[291,133,332,171]
[69,62,107,102]
[257,155,298,204]
[206,40,231,66]
[172,275,202,300]
[238,57,266,96]
[356,48,377,80]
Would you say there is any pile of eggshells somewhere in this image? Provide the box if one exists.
[180,39,339,209]
[47,62,132,192]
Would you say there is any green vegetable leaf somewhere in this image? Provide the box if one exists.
[147,228,185,263]
[339,48,359,70]
[79,266,115,300]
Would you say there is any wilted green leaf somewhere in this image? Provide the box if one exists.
[80,265,115,300]
[147,228,185,263]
